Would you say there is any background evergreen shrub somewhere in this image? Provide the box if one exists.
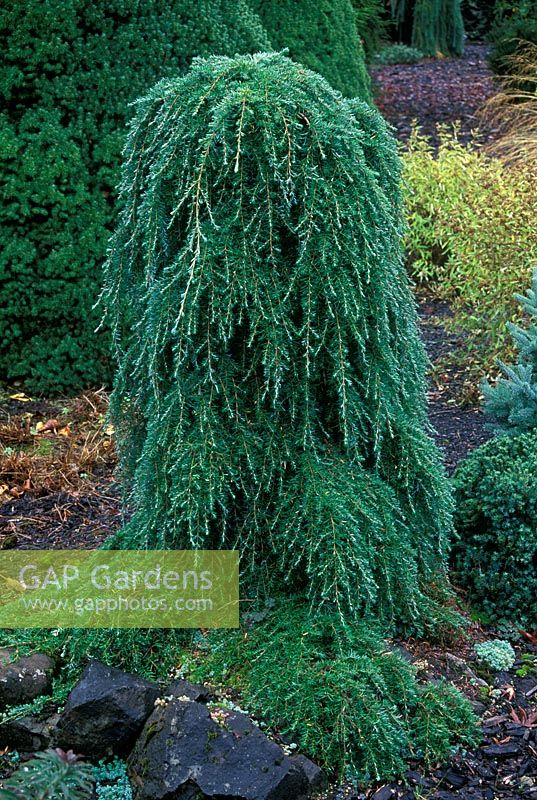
[461,0,496,40]
[102,51,455,636]
[250,0,372,98]
[351,0,389,60]
[452,430,537,626]
[0,0,270,393]
[389,0,464,57]
[483,270,537,435]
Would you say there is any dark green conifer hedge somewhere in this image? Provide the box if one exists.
[251,0,372,98]
[0,0,269,392]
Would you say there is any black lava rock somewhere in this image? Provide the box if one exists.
[0,648,55,710]
[0,716,50,752]
[481,742,521,758]
[163,678,211,703]
[54,660,159,759]
[129,698,315,800]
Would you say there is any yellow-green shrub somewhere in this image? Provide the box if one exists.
[403,130,537,354]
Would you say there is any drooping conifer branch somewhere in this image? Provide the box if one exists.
[103,52,455,634]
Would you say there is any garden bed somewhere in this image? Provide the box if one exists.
[0,31,535,800]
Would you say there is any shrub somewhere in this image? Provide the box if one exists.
[351,0,389,60]
[475,639,516,672]
[461,0,496,40]
[483,269,537,435]
[374,44,424,64]
[489,1,537,79]
[191,602,479,782]
[250,0,371,98]
[411,0,464,56]
[0,628,191,690]
[0,749,94,800]
[0,0,270,393]
[452,430,537,626]
[102,51,456,636]
[389,0,464,57]
[403,129,537,359]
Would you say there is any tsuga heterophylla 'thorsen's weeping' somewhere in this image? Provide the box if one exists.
[103,52,455,635]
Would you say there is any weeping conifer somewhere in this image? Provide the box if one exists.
[390,0,464,56]
[103,52,455,635]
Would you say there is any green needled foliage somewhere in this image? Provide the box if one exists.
[191,602,478,782]
[452,430,537,627]
[0,751,94,800]
[250,0,372,99]
[0,0,269,393]
[483,270,537,435]
[351,0,388,60]
[103,52,455,636]
[390,0,464,56]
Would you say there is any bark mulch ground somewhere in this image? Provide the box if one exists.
[420,300,491,474]
[0,392,120,550]
[371,43,498,148]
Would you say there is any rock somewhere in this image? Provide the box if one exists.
[290,754,326,791]
[0,716,50,751]
[470,700,487,715]
[406,770,429,787]
[54,660,159,759]
[163,678,210,703]
[129,699,312,800]
[0,648,55,709]
[371,787,395,800]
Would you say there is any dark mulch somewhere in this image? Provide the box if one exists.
[0,487,121,550]
[0,390,120,550]
[371,43,498,148]
[419,299,491,473]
